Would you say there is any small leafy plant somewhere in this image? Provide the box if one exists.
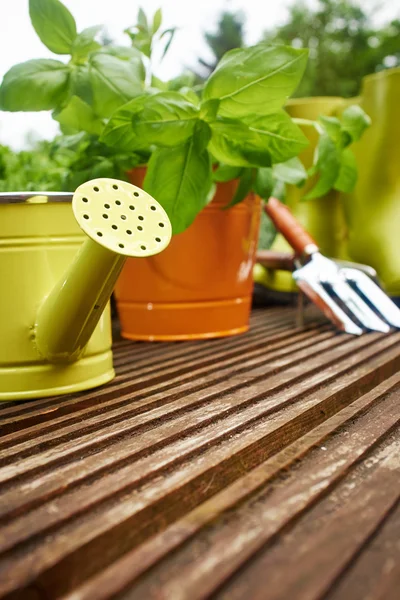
[101,46,370,233]
[0,0,147,127]
[0,0,370,236]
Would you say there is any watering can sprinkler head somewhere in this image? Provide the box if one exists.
[34,178,172,363]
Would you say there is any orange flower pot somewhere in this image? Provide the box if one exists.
[114,167,261,340]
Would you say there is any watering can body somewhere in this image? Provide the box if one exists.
[0,195,113,400]
[0,180,172,401]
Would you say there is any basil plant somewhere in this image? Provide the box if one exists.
[0,0,370,235]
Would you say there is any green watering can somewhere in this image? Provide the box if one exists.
[342,67,400,297]
[0,178,172,401]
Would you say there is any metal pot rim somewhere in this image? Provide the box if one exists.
[0,192,73,204]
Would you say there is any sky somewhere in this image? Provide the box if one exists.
[0,0,398,149]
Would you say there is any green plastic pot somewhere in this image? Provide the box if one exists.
[341,67,400,296]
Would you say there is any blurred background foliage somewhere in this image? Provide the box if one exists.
[196,0,400,97]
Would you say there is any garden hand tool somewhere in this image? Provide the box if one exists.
[256,250,381,284]
[263,198,400,335]
[0,178,172,400]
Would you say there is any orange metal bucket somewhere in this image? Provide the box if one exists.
[114,167,261,340]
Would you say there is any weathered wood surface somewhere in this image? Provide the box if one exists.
[0,306,399,600]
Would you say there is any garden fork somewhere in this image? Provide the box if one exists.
[264,198,400,335]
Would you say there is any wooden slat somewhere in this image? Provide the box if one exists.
[0,306,399,600]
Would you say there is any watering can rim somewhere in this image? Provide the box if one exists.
[0,191,73,204]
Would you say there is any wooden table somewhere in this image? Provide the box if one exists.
[0,307,399,600]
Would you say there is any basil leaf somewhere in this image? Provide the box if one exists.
[193,120,212,152]
[208,118,272,168]
[226,169,256,208]
[254,167,274,199]
[200,99,220,122]
[152,8,162,34]
[0,59,70,111]
[72,26,102,62]
[151,75,169,91]
[319,115,350,148]
[213,164,243,182]
[244,110,309,163]
[89,52,144,118]
[138,8,148,30]
[96,45,145,68]
[144,136,212,234]
[273,157,307,186]
[130,92,200,147]
[334,148,358,193]
[100,95,150,151]
[180,87,200,105]
[305,134,341,199]
[54,96,104,135]
[258,210,277,250]
[204,44,308,119]
[341,105,371,142]
[29,0,77,55]
[70,65,93,106]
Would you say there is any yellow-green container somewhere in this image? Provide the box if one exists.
[341,67,400,296]
[0,194,114,400]
[0,180,172,401]
[263,97,348,293]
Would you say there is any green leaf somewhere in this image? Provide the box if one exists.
[167,72,196,91]
[244,110,309,163]
[273,157,307,186]
[334,148,358,193]
[226,169,256,208]
[126,28,152,58]
[193,120,212,152]
[319,115,350,148]
[151,75,169,91]
[88,52,144,118]
[203,44,308,119]
[200,99,220,122]
[69,65,93,106]
[258,210,277,250]
[152,8,162,34]
[97,45,145,68]
[254,167,274,199]
[29,0,77,54]
[341,105,371,142]
[0,59,70,111]
[138,8,149,31]
[72,26,102,62]
[179,87,200,105]
[144,136,212,234]
[212,164,243,182]
[305,133,341,199]
[54,96,104,135]
[160,28,177,60]
[208,118,272,168]
[128,92,200,147]
[100,95,151,151]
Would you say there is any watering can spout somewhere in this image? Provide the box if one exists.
[34,178,172,363]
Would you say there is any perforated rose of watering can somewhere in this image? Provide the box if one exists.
[0,179,172,401]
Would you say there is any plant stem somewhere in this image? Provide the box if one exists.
[293,118,324,134]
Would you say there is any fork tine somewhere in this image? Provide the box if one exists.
[341,268,400,329]
[294,276,363,335]
[330,278,390,333]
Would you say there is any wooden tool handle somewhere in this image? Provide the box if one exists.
[256,250,295,272]
[264,198,319,256]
